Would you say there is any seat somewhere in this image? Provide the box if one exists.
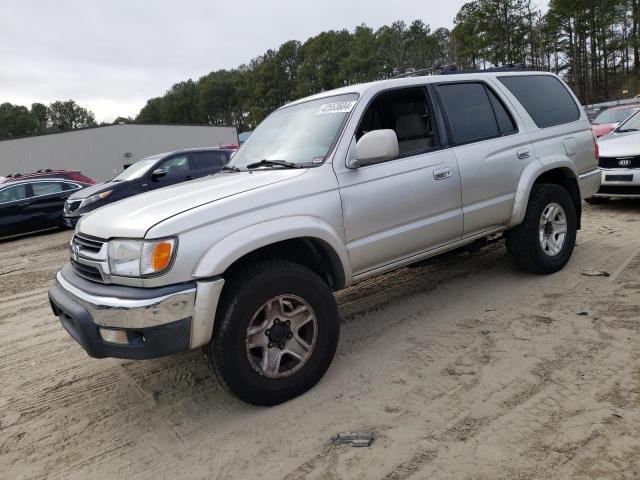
[395,113,432,154]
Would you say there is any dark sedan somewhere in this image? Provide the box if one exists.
[0,177,91,238]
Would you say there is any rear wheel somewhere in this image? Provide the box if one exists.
[208,260,340,406]
[505,183,577,274]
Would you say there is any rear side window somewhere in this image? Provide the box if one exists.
[498,75,580,128]
[438,83,500,144]
[190,151,225,170]
[32,182,64,196]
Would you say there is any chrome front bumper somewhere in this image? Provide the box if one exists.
[49,264,225,358]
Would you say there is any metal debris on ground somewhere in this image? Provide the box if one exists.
[331,431,374,447]
[581,268,610,277]
[576,311,589,316]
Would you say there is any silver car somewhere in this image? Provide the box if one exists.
[49,71,600,405]
[589,110,640,202]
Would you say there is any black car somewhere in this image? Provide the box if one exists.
[63,148,234,227]
[0,178,91,238]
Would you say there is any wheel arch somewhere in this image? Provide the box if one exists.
[509,157,581,229]
[193,217,351,290]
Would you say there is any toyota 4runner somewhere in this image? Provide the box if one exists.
[49,71,600,405]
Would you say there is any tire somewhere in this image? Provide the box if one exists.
[505,183,577,275]
[207,260,340,406]
[585,196,609,205]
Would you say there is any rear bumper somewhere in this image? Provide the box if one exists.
[48,265,224,359]
[594,168,640,197]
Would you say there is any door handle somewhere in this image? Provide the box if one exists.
[17,202,30,207]
[517,149,531,159]
[433,167,451,180]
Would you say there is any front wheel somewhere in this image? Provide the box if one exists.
[208,260,340,406]
[505,183,577,274]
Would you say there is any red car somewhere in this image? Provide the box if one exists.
[1,169,95,185]
[591,105,640,137]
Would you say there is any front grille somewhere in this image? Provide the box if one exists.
[71,259,103,282]
[72,234,105,254]
[598,185,640,195]
[599,156,640,169]
[70,234,107,283]
[64,200,81,214]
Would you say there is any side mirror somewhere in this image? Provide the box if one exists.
[349,129,399,168]
[151,168,167,180]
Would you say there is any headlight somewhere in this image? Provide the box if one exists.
[108,238,176,277]
[82,190,112,207]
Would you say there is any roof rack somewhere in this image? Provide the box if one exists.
[392,63,536,79]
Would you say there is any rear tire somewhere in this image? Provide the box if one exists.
[505,183,577,275]
[208,260,340,406]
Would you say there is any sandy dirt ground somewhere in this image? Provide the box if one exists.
[1,201,640,480]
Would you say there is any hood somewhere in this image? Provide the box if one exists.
[68,181,120,200]
[598,130,640,158]
[77,169,307,239]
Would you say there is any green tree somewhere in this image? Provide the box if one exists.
[0,103,38,139]
[48,100,96,130]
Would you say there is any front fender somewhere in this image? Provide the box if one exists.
[509,155,578,227]
[192,216,352,286]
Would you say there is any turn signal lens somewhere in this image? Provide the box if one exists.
[140,238,176,275]
[152,242,172,270]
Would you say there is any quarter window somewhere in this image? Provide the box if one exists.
[0,184,29,203]
[438,83,501,144]
[486,88,517,135]
[498,75,580,128]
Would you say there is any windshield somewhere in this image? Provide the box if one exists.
[593,107,637,125]
[616,110,640,131]
[111,157,159,181]
[229,93,358,169]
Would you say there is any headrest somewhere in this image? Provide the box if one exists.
[396,113,429,139]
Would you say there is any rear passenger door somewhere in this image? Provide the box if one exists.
[188,150,226,178]
[436,81,533,236]
[29,180,72,227]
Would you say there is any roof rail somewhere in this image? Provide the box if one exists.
[390,63,536,79]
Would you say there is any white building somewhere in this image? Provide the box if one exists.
[0,124,237,182]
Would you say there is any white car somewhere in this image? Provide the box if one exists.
[589,110,640,203]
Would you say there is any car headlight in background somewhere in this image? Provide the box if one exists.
[108,238,176,277]
[82,190,112,207]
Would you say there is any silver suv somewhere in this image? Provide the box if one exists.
[49,71,600,405]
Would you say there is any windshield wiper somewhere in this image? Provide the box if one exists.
[246,159,303,169]
[221,165,242,172]
[617,128,639,133]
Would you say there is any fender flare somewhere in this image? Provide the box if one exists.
[509,155,579,227]
[192,216,352,288]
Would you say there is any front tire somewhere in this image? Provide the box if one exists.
[208,260,340,406]
[505,183,577,274]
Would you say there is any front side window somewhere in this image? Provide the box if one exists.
[157,155,189,177]
[438,82,501,144]
[32,182,64,196]
[498,75,580,128]
[357,87,438,156]
[0,184,29,203]
[229,93,358,169]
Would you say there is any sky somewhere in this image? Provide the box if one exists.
[1,0,546,123]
